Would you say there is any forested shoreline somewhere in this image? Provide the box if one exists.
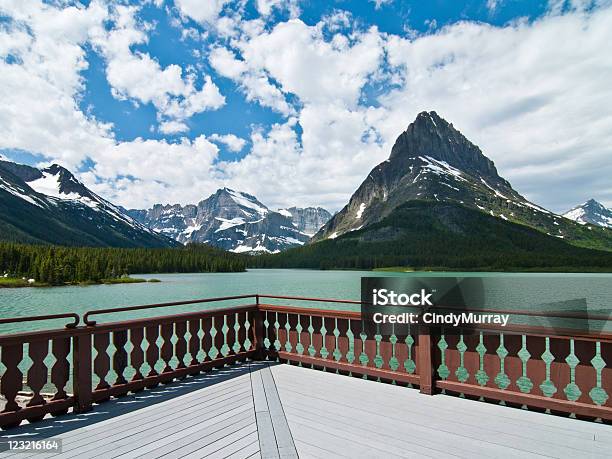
[0,243,246,286]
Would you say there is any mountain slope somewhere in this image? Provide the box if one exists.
[277,207,332,236]
[313,111,612,251]
[252,201,612,270]
[0,159,175,247]
[127,189,328,253]
[563,199,612,229]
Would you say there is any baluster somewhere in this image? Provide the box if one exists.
[225,313,236,356]
[264,311,275,357]
[475,332,489,386]
[26,339,49,408]
[373,323,383,369]
[175,321,187,369]
[237,311,247,353]
[1,344,23,413]
[213,316,225,361]
[93,333,110,390]
[51,337,70,401]
[245,310,254,351]
[130,328,145,382]
[589,341,608,406]
[404,332,416,374]
[563,338,581,401]
[145,325,160,378]
[437,330,450,380]
[318,316,329,359]
[539,336,557,397]
[188,319,200,366]
[295,314,305,356]
[494,333,510,389]
[160,323,174,373]
[273,312,281,353]
[202,316,213,360]
[516,334,533,393]
[288,313,299,355]
[113,330,128,385]
[388,324,399,372]
[345,319,355,364]
[278,313,290,353]
[455,333,469,383]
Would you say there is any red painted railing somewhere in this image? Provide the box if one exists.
[0,294,610,429]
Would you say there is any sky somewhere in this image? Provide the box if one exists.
[0,0,611,213]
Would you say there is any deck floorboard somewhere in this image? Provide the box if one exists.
[1,362,609,459]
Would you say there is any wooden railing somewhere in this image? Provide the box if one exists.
[0,294,610,429]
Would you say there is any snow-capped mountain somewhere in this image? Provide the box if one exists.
[277,207,332,236]
[563,199,612,229]
[127,189,330,253]
[0,159,175,247]
[313,111,612,250]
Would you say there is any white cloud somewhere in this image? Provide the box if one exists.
[90,5,225,129]
[236,19,384,108]
[0,0,114,165]
[174,0,230,24]
[370,0,393,10]
[209,133,247,152]
[256,0,301,18]
[486,0,500,11]
[159,120,188,134]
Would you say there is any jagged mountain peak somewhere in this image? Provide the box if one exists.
[390,111,501,181]
[312,111,605,248]
[563,198,612,229]
[128,190,331,253]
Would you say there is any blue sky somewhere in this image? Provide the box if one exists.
[1,0,611,212]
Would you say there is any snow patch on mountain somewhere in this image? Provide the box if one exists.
[563,199,612,229]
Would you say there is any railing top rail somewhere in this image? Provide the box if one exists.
[258,294,362,305]
[84,304,259,333]
[83,294,257,325]
[0,312,79,328]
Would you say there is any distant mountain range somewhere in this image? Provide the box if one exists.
[313,111,612,253]
[126,190,331,253]
[0,159,174,247]
[0,157,330,252]
[563,199,612,229]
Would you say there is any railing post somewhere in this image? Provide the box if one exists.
[73,331,93,413]
[418,325,436,395]
[254,295,266,360]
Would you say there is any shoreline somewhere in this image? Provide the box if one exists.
[0,277,161,289]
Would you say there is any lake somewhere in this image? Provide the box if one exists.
[1,269,611,334]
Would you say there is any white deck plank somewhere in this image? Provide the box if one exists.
[271,364,610,458]
[272,363,612,442]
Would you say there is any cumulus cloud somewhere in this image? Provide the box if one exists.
[90,5,225,129]
[209,133,247,152]
[174,0,230,25]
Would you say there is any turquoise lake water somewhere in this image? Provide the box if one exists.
[0,270,611,334]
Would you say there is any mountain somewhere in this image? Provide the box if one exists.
[313,111,612,251]
[563,199,612,229]
[277,207,332,236]
[0,159,175,247]
[127,189,330,253]
[252,201,612,270]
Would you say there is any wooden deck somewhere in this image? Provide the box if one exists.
[1,362,610,458]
